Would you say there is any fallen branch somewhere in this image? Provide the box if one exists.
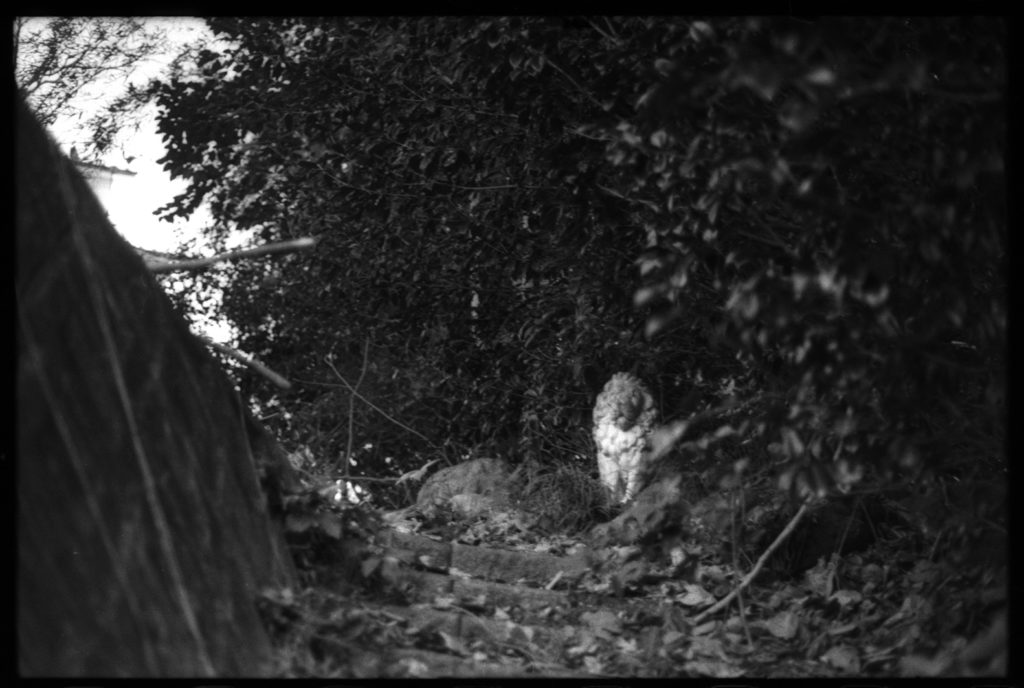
[693,499,812,623]
[143,237,317,273]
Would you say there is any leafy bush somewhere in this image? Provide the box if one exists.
[599,17,1005,492]
[151,17,1005,502]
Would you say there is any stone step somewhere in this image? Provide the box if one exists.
[377,603,568,664]
[304,597,591,678]
[376,529,591,586]
[311,528,685,677]
[376,559,571,610]
[386,647,586,677]
[375,528,672,616]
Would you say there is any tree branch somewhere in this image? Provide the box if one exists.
[585,17,623,45]
[143,237,317,273]
[544,56,605,111]
[693,499,812,623]
[200,336,292,390]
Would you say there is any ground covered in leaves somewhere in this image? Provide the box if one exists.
[258,471,1007,679]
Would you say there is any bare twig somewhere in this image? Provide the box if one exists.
[736,228,792,253]
[321,358,435,446]
[544,56,605,110]
[585,17,622,45]
[343,340,371,478]
[730,488,755,647]
[201,336,291,390]
[144,237,317,273]
[693,499,812,623]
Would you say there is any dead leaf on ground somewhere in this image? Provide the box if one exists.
[899,652,950,677]
[439,630,469,655]
[685,658,745,678]
[567,631,598,656]
[830,589,863,608]
[679,583,716,607]
[398,658,431,677]
[663,630,686,647]
[689,635,727,660]
[505,621,534,643]
[761,610,801,640]
[804,557,836,596]
[581,609,622,637]
[821,644,861,673]
[693,619,718,636]
[431,594,457,609]
[361,556,382,577]
[828,620,859,636]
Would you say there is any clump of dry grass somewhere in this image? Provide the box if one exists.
[511,457,612,534]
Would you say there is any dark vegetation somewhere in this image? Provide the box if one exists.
[151,16,1004,501]
[129,17,1003,676]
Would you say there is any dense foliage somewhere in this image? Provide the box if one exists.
[607,17,1006,495]
[151,17,1005,503]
